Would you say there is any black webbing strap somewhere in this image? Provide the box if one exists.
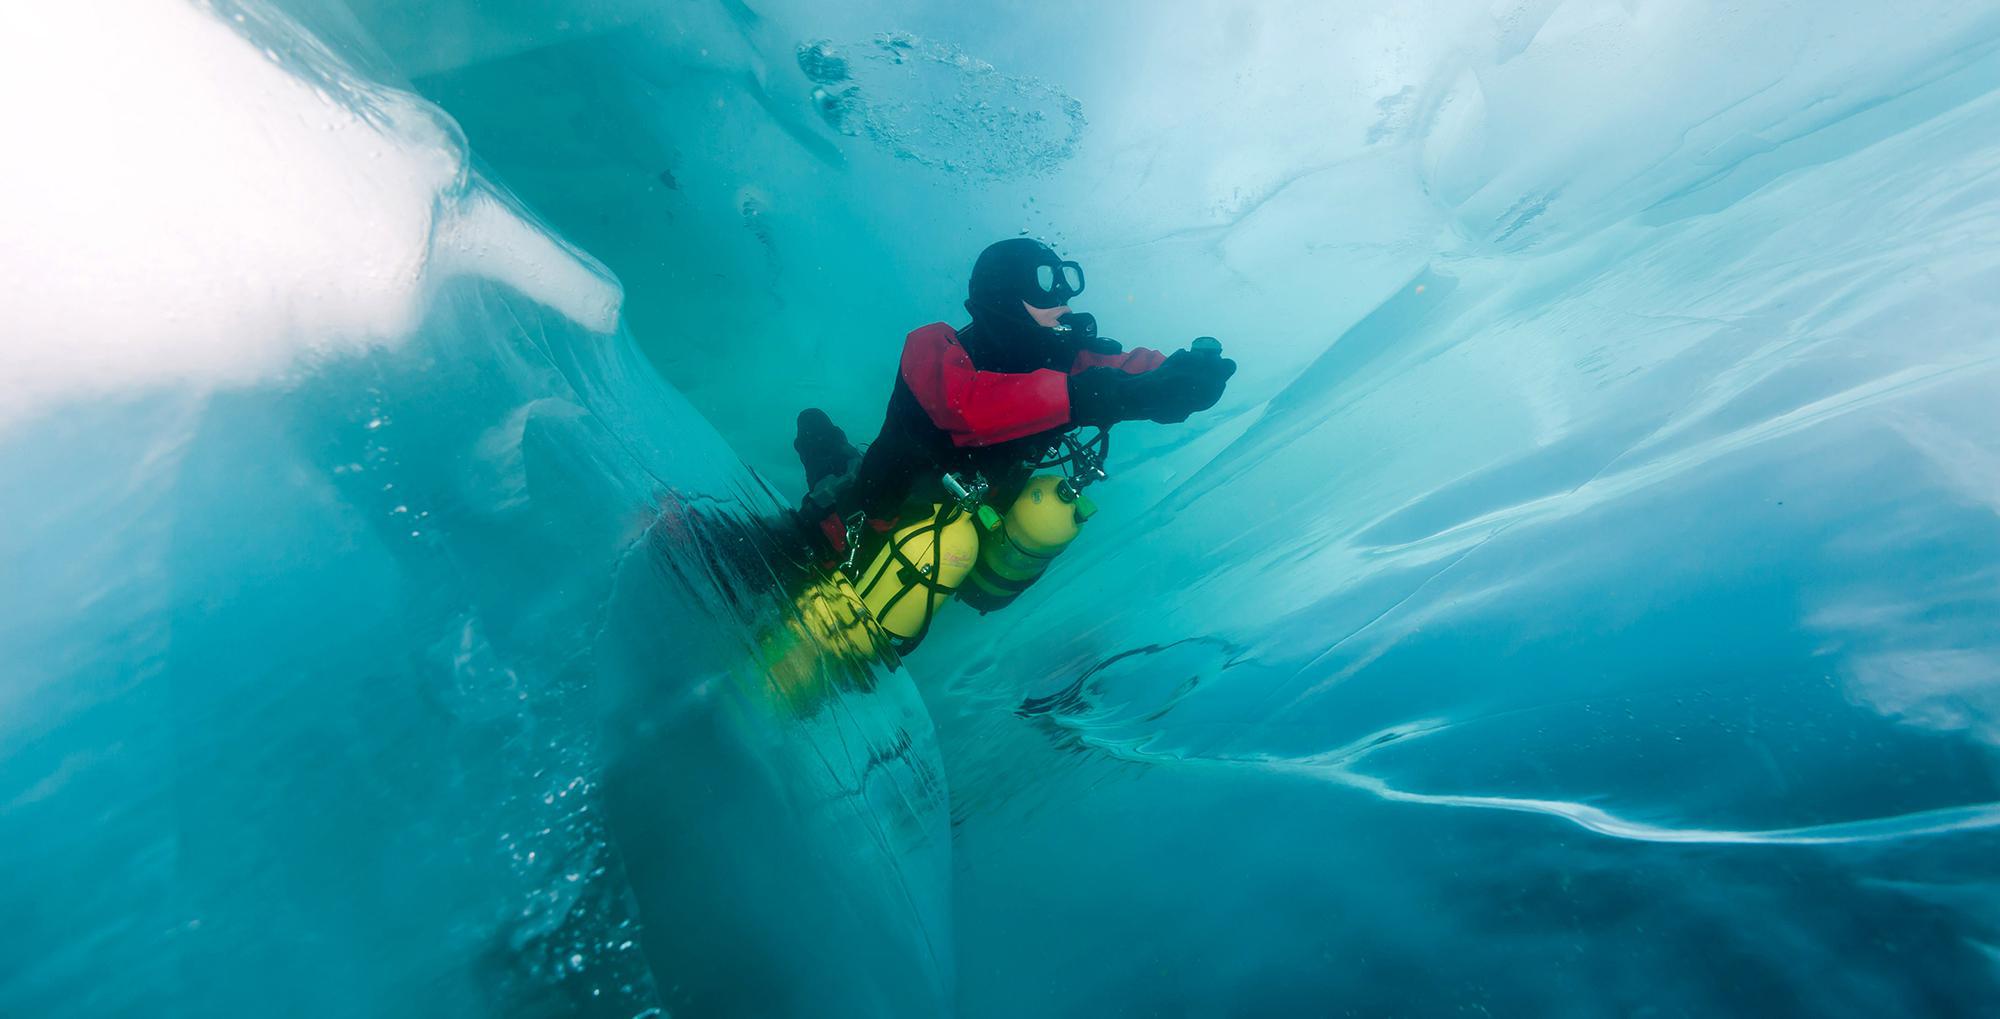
[856,504,964,654]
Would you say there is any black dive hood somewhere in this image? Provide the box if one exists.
[961,238,1091,372]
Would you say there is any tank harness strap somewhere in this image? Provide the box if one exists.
[970,566,1039,594]
[857,504,963,653]
[1004,537,1062,562]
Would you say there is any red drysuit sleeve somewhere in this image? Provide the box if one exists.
[901,323,1073,447]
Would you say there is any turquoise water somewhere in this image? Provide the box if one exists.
[5,1,2000,1015]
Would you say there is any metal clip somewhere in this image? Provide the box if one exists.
[838,512,866,574]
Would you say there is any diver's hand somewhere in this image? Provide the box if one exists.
[1066,340,1236,427]
[1142,344,1236,422]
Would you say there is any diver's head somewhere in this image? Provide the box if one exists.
[963,238,1089,370]
[968,237,1084,317]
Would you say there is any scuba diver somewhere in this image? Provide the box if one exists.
[793,237,1236,649]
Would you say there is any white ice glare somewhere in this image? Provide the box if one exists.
[0,1,620,430]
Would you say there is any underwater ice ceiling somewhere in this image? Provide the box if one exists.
[5,0,2000,1016]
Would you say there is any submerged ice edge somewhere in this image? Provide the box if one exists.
[1051,717,2000,848]
[0,0,620,434]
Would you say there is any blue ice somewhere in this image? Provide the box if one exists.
[4,1,1999,1015]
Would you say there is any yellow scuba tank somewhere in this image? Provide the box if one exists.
[854,502,980,643]
[959,474,1097,612]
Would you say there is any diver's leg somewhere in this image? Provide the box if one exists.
[791,409,867,566]
[795,409,858,486]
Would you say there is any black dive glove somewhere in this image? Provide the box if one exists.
[1068,340,1238,427]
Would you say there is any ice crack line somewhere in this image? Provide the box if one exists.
[1079,721,2000,847]
[1288,759,2000,846]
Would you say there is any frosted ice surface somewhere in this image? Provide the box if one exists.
[0,1,619,430]
[799,33,1086,177]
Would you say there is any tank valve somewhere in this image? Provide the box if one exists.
[941,471,990,512]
